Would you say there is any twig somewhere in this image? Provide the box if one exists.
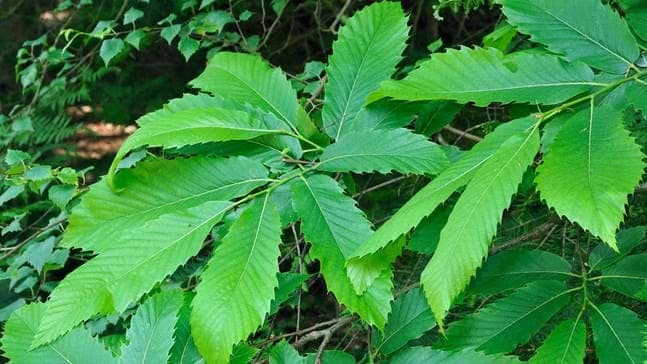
[329,0,352,34]
[490,222,556,253]
[443,125,483,142]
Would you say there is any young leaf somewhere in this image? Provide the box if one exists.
[322,1,409,140]
[191,195,282,363]
[389,347,521,364]
[590,303,647,364]
[121,291,184,364]
[291,174,393,329]
[375,288,435,355]
[34,201,231,346]
[469,249,572,295]
[497,0,639,74]
[109,107,279,177]
[370,47,596,106]
[63,156,268,253]
[421,126,540,327]
[536,104,646,250]
[600,254,647,301]
[1,303,115,364]
[190,52,298,130]
[438,281,570,354]
[318,128,449,175]
[100,38,124,66]
[529,318,586,364]
[350,116,537,260]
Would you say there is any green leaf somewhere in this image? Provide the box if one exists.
[190,52,298,130]
[600,254,647,301]
[123,7,144,24]
[269,273,309,315]
[169,294,201,364]
[1,303,115,364]
[121,290,184,364]
[109,107,278,178]
[319,128,449,175]
[161,24,181,44]
[100,38,124,66]
[191,195,282,363]
[34,201,231,346]
[619,0,647,41]
[230,343,259,364]
[350,116,537,260]
[291,174,393,329]
[625,81,647,113]
[497,0,639,74]
[178,36,200,61]
[589,226,646,270]
[421,126,540,326]
[438,281,570,353]
[530,318,586,364]
[125,29,145,50]
[322,1,409,140]
[63,156,268,253]
[269,340,304,364]
[590,302,647,364]
[389,347,521,364]
[415,101,462,136]
[469,249,573,295]
[48,184,75,210]
[375,288,435,355]
[370,47,596,106]
[406,206,451,255]
[351,100,422,132]
[536,104,646,249]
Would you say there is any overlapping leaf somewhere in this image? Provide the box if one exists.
[421,126,540,326]
[190,52,298,130]
[319,128,449,175]
[536,105,646,249]
[62,156,268,253]
[589,226,646,270]
[469,249,572,295]
[375,288,435,355]
[600,254,647,301]
[191,196,282,363]
[498,0,639,74]
[529,318,586,364]
[370,47,596,106]
[34,201,231,346]
[121,290,184,364]
[322,1,409,139]
[1,303,115,364]
[109,107,278,177]
[590,303,647,364]
[291,174,393,328]
[619,0,647,41]
[438,281,570,353]
[390,347,521,364]
[350,116,537,260]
